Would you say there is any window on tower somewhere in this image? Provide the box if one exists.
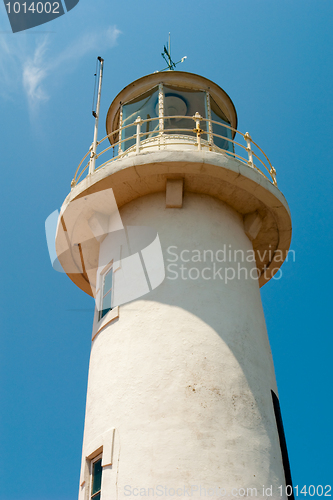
[90,454,103,500]
[98,265,113,321]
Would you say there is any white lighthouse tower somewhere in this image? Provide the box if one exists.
[54,64,293,500]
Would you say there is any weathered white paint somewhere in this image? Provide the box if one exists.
[79,192,287,500]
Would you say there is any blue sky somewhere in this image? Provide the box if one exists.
[1,1,332,499]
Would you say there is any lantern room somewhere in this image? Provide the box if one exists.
[105,71,238,156]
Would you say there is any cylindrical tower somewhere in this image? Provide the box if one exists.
[55,71,292,500]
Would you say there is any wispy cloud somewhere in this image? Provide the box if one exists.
[0,25,121,109]
[22,37,49,103]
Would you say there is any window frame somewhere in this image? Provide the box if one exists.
[90,452,103,500]
[98,262,113,322]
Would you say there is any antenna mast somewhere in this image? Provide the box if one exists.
[89,56,104,175]
[168,32,171,69]
[160,33,186,72]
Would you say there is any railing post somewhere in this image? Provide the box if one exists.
[158,83,164,134]
[206,92,213,150]
[270,166,277,186]
[193,112,203,151]
[118,105,123,156]
[244,132,253,167]
[135,116,142,154]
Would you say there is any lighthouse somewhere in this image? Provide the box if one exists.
[53,65,293,500]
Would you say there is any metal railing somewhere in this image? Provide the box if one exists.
[71,114,277,188]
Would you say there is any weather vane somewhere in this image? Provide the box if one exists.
[157,33,187,72]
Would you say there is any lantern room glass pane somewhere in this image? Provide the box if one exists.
[210,96,234,152]
[121,87,159,151]
[163,86,208,140]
